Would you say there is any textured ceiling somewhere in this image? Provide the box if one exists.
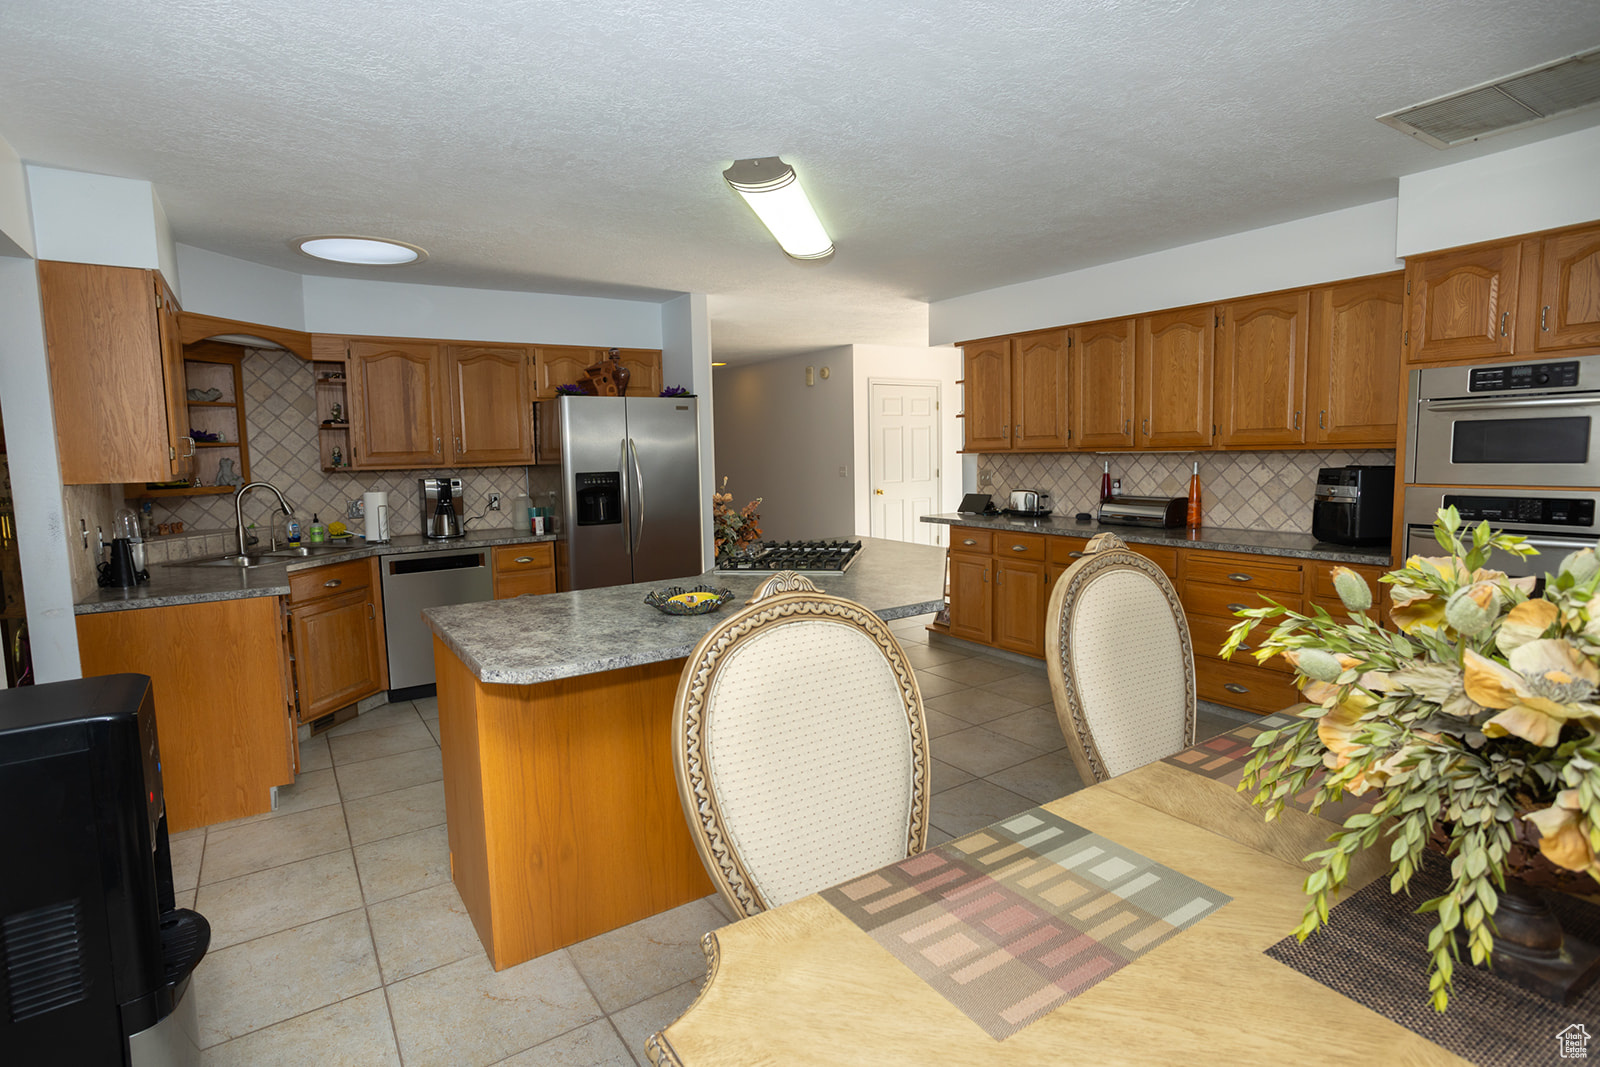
[3,0,1600,361]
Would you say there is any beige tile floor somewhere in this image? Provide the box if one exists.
[182,613,1252,1065]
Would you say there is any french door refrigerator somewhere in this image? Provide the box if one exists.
[548,395,703,589]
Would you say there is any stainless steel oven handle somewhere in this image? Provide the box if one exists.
[1421,395,1600,412]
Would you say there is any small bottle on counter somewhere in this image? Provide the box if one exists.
[1100,460,1113,503]
[308,514,327,543]
[1186,461,1203,529]
[287,517,302,546]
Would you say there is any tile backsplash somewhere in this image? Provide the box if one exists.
[977,449,1396,533]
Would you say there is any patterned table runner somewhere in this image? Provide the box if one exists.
[1164,711,1379,821]
[820,807,1231,1040]
[1266,849,1600,1067]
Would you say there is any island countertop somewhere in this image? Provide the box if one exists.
[424,536,947,686]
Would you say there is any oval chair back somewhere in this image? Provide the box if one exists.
[1045,533,1197,783]
[672,573,931,918]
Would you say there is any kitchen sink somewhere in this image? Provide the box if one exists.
[260,544,354,558]
[178,554,278,569]
[177,543,354,568]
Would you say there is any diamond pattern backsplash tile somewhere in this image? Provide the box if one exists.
[977,448,1395,534]
[135,347,541,544]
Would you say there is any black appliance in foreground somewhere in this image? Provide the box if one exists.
[716,539,864,573]
[1312,465,1395,545]
[0,674,208,1067]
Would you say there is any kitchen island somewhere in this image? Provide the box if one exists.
[423,536,946,970]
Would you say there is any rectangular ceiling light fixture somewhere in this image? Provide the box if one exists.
[723,157,834,260]
[1378,46,1600,148]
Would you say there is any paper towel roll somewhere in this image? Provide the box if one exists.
[363,491,391,543]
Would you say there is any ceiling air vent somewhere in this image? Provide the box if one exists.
[1379,46,1600,148]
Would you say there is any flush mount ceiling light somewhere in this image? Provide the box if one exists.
[293,235,428,265]
[722,157,833,261]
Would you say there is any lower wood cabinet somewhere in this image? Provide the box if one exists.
[76,597,294,832]
[492,541,558,598]
[944,524,1388,714]
[288,557,388,723]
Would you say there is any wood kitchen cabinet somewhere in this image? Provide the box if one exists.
[288,557,388,723]
[1136,306,1214,450]
[960,330,1068,452]
[1180,552,1303,714]
[445,344,535,464]
[947,530,1047,657]
[492,541,557,598]
[1070,318,1136,450]
[1306,274,1404,445]
[1214,292,1310,448]
[348,339,447,467]
[532,345,601,398]
[39,260,193,485]
[76,597,294,831]
[616,348,665,396]
[1535,221,1600,352]
[1404,239,1531,364]
[947,529,995,643]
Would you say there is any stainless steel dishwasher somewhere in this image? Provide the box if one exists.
[381,551,494,697]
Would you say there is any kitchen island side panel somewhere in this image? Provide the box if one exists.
[434,637,711,969]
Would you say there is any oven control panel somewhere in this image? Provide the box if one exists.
[1442,494,1596,527]
[1468,360,1581,391]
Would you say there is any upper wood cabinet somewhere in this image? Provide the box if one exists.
[1070,318,1136,450]
[961,339,1012,451]
[444,345,534,465]
[1405,240,1528,363]
[615,348,665,396]
[1137,307,1214,450]
[1307,274,1404,445]
[1535,222,1600,352]
[960,331,1067,451]
[348,340,446,467]
[1214,292,1310,448]
[39,261,192,485]
[533,346,601,398]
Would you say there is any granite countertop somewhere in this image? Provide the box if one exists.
[922,512,1393,566]
[74,528,560,614]
[425,536,947,686]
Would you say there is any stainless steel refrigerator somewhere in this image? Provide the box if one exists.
[540,395,703,589]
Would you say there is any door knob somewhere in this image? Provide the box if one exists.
[874,489,883,495]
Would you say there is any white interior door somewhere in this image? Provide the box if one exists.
[869,380,942,546]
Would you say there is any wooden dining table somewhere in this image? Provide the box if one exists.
[647,750,1472,1066]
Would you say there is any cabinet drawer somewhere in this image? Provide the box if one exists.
[1309,561,1386,599]
[1186,614,1291,674]
[1181,581,1302,621]
[950,529,993,555]
[1196,659,1301,715]
[496,569,557,599]
[1184,555,1302,595]
[289,557,374,605]
[1046,537,1090,564]
[993,532,1046,561]
[493,542,555,574]
[1129,543,1179,579]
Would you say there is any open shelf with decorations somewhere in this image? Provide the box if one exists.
[314,360,353,472]
[130,342,251,498]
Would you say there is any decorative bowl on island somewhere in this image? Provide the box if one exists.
[644,585,735,616]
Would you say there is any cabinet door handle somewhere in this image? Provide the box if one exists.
[1236,642,1254,653]
[324,579,342,588]
[1011,544,1028,552]
[183,436,196,457]
[1319,409,1326,429]
[435,437,442,454]
[368,602,375,620]
[1123,418,1130,434]
[514,556,533,564]
[1069,551,1086,558]
[1223,683,1249,694]
[982,567,988,583]
[1542,305,1550,331]
[1227,573,1254,582]
[1142,418,1148,436]
[1500,311,1509,337]
[962,538,977,546]
[1226,602,1249,612]
[1293,410,1300,430]
[455,436,463,454]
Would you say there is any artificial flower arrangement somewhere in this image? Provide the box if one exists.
[712,477,762,557]
[1223,507,1600,1010]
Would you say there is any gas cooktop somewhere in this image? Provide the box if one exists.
[715,539,864,573]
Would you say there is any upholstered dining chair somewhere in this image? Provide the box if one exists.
[671,572,932,919]
[1045,532,1197,784]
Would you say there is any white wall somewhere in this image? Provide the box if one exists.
[713,348,855,543]
[302,275,664,348]
[26,166,167,275]
[0,133,33,257]
[0,255,81,682]
[1396,123,1600,255]
[930,199,1402,345]
[662,293,715,568]
[176,244,307,329]
[849,344,963,538]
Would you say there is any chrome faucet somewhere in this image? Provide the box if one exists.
[235,481,295,557]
